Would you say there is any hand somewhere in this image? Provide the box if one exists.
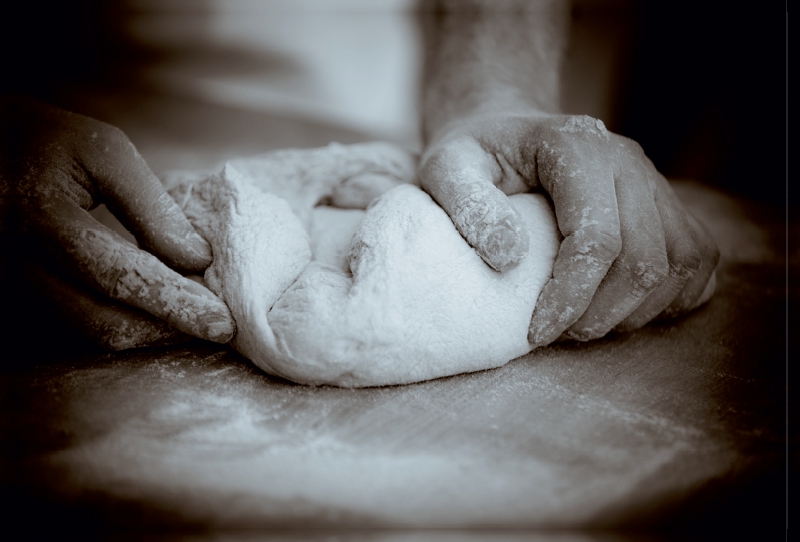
[3,97,235,349]
[419,112,720,347]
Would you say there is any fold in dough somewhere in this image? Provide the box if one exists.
[169,142,560,387]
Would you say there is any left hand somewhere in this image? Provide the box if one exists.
[419,111,720,347]
[2,97,236,350]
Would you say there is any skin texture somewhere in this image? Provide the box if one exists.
[1,96,235,349]
[419,0,720,346]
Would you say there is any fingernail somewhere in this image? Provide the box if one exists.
[187,232,214,265]
[181,279,235,342]
[527,306,565,347]
[482,221,529,271]
[201,310,236,343]
[528,333,546,349]
[527,318,547,347]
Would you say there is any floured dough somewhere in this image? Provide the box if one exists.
[168,142,560,387]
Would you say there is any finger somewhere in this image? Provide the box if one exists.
[75,122,213,273]
[23,260,190,351]
[419,137,529,271]
[340,142,418,183]
[527,145,622,347]
[615,173,703,331]
[661,211,720,317]
[30,194,235,343]
[560,157,669,341]
[329,173,406,209]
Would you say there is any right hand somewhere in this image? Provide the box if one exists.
[2,97,235,350]
[419,112,720,347]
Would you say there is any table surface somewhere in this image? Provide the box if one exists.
[1,90,790,536]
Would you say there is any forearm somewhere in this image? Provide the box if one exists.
[420,0,570,143]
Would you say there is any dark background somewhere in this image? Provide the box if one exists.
[1,1,786,205]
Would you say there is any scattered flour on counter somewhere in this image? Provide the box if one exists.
[169,142,560,387]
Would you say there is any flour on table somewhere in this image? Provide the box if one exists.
[168,142,560,387]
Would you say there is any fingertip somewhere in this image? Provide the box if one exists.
[527,322,545,348]
[179,278,236,343]
[183,231,215,270]
[527,295,562,347]
[420,138,531,271]
[199,310,236,343]
[527,320,554,349]
[143,190,215,272]
[447,186,530,272]
[478,216,530,271]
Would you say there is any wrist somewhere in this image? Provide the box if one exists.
[420,0,568,145]
[423,97,553,151]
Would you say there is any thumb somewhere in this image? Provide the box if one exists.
[419,138,529,271]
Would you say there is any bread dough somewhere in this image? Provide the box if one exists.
[168,142,560,387]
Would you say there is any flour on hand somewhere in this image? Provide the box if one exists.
[169,142,560,387]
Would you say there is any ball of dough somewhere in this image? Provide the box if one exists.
[171,143,560,387]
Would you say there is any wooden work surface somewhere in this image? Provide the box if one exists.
[1,91,789,537]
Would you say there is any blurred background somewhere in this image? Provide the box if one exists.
[2,0,784,204]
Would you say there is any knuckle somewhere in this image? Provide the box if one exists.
[100,122,125,141]
[579,226,623,263]
[102,317,173,351]
[101,322,145,351]
[615,135,645,158]
[94,122,132,152]
[683,246,705,272]
[629,257,669,293]
[628,139,645,158]
[670,244,703,279]
[104,257,130,299]
[71,228,127,296]
[557,114,609,137]
[548,115,616,156]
